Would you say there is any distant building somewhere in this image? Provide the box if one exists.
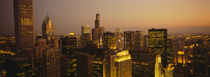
[115,28,124,50]
[124,31,135,50]
[81,25,91,48]
[103,50,132,77]
[148,28,167,54]
[42,15,55,47]
[92,13,104,48]
[60,33,80,53]
[103,32,117,50]
[124,31,144,50]
[191,39,208,77]
[14,0,34,58]
[134,31,144,50]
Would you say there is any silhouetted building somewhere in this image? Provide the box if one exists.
[191,39,208,77]
[148,28,167,54]
[60,33,79,53]
[124,31,144,50]
[77,53,94,77]
[103,32,117,50]
[134,31,144,50]
[42,15,55,47]
[92,13,104,48]
[6,57,33,77]
[14,0,34,58]
[148,28,168,68]
[81,25,91,48]
[124,31,135,50]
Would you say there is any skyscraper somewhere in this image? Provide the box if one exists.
[103,50,132,77]
[81,25,91,48]
[77,53,94,77]
[34,38,47,77]
[124,31,144,50]
[14,0,34,58]
[134,31,144,50]
[148,28,167,54]
[124,31,135,50]
[43,47,61,77]
[42,15,55,47]
[92,13,104,48]
[115,28,124,50]
[103,32,117,50]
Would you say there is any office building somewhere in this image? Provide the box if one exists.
[134,31,144,49]
[103,50,132,77]
[5,57,33,77]
[14,0,34,58]
[43,47,61,77]
[77,53,94,77]
[60,33,79,53]
[115,28,124,50]
[81,25,91,48]
[42,15,55,47]
[148,28,167,54]
[92,13,104,48]
[103,32,117,50]
[124,31,143,50]
[34,38,47,77]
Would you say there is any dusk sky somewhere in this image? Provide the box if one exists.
[0,0,210,36]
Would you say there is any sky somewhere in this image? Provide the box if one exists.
[0,0,210,36]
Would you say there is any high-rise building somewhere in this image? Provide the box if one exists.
[191,39,208,77]
[103,50,132,77]
[134,31,144,50]
[34,38,47,77]
[14,0,34,58]
[43,47,61,77]
[42,15,55,47]
[148,28,167,54]
[124,31,144,50]
[92,13,105,48]
[81,25,91,48]
[103,32,117,50]
[77,53,94,77]
[60,33,79,53]
[115,28,124,50]
[124,31,135,50]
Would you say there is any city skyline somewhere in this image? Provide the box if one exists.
[0,0,210,36]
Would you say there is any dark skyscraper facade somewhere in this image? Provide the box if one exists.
[92,13,104,48]
[124,31,143,50]
[81,25,91,48]
[42,15,55,47]
[148,28,167,54]
[14,0,34,58]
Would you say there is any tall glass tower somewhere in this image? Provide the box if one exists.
[14,0,34,58]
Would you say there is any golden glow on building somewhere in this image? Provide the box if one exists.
[115,50,131,62]
[0,50,15,55]
[69,33,75,36]
[177,51,184,55]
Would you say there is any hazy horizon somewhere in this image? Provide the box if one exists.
[0,0,210,36]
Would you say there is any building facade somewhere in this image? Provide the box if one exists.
[92,13,104,48]
[14,0,34,58]
[42,15,55,47]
